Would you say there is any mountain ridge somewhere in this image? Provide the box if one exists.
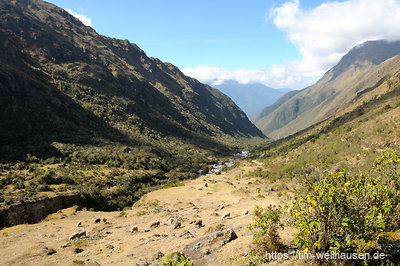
[253,39,400,139]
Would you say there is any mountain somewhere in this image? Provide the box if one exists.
[0,0,263,160]
[253,40,400,139]
[212,80,291,119]
[252,89,301,122]
[0,0,265,211]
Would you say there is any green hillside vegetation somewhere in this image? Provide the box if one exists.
[0,0,265,212]
[254,40,400,140]
[247,57,400,264]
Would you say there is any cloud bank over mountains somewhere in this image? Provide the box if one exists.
[183,0,400,89]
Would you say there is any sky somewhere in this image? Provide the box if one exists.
[48,0,400,89]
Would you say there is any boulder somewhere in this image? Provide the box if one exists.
[69,230,86,240]
[224,228,238,244]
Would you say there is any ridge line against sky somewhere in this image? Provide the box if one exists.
[51,0,400,90]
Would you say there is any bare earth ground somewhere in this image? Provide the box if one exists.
[0,161,300,266]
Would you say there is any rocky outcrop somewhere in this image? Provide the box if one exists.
[0,194,82,228]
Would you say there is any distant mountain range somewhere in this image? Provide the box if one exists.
[253,40,400,139]
[212,80,291,119]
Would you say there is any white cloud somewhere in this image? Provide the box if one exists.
[269,0,400,81]
[65,9,93,27]
[184,0,400,89]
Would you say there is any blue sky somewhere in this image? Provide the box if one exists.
[48,0,400,89]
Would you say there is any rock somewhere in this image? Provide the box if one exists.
[77,221,82,227]
[150,221,160,228]
[94,218,101,224]
[154,251,164,260]
[86,262,100,266]
[195,220,203,228]
[244,210,249,215]
[203,182,208,187]
[69,230,86,240]
[173,220,181,229]
[170,251,184,261]
[102,218,107,223]
[144,228,151,232]
[219,205,225,210]
[168,218,174,225]
[74,247,84,253]
[244,252,250,257]
[130,226,138,233]
[208,231,224,243]
[180,231,194,238]
[106,244,114,249]
[224,228,238,244]
[221,212,231,219]
[43,247,56,255]
[104,231,112,235]
[193,242,201,250]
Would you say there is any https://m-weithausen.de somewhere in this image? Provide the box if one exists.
[266,250,388,261]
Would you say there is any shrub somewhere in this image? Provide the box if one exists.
[162,253,195,266]
[290,149,400,263]
[248,205,286,256]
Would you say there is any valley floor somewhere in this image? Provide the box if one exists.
[0,161,299,266]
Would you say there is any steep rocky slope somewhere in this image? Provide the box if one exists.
[253,40,400,139]
[0,0,263,161]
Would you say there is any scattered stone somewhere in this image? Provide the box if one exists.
[244,252,250,257]
[86,262,100,266]
[266,187,273,192]
[168,218,174,225]
[203,182,208,187]
[173,220,181,229]
[74,247,84,254]
[102,218,107,223]
[43,247,56,256]
[208,231,224,243]
[219,205,225,210]
[94,218,101,224]
[104,231,112,235]
[106,244,114,249]
[154,251,164,260]
[170,251,184,261]
[224,228,238,244]
[198,187,203,190]
[180,231,194,238]
[221,212,231,219]
[195,220,203,228]
[69,230,86,240]
[193,242,201,250]
[130,226,138,233]
[76,221,82,227]
[144,228,151,232]
[244,210,249,215]
[150,221,160,228]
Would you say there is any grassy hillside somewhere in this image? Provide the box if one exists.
[246,58,400,264]
[254,40,400,139]
[0,0,265,212]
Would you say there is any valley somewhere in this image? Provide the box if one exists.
[1,0,400,265]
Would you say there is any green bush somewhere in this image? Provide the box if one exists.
[162,254,195,266]
[290,149,400,262]
[248,205,286,256]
